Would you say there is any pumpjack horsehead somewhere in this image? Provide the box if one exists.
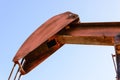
[8,11,120,80]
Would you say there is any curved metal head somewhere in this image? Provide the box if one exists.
[12,11,79,75]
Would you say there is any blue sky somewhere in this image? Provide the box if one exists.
[0,0,120,80]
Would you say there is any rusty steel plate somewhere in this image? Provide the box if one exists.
[13,11,79,74]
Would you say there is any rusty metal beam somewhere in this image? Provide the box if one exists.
[57,22,120,80]
[9,11,120,79]
[57,22,120,46]
[9,11,79,77]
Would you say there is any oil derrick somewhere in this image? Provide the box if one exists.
[8,11,120,80]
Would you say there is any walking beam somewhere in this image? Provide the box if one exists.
[57,22,120,46]
[9,11,120,80]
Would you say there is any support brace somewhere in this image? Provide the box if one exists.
[8,60,25,80]
[114,33,120,80]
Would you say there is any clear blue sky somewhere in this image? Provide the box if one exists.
[0,0,120,80]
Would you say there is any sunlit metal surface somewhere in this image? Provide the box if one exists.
[9,11,120,80]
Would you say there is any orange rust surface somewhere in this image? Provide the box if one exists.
[13,11,79,62]
[56,22,120,46]
[67,22,120,37]
[12,11,120,75]
[12,11,79,75]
